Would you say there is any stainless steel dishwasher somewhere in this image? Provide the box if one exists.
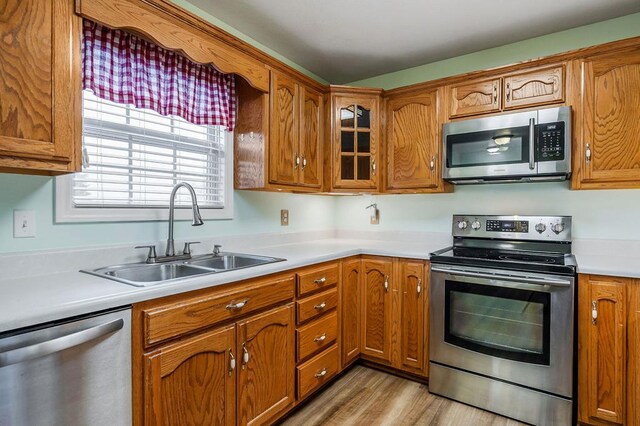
[0,307,132,426]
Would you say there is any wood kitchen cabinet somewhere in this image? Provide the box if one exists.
[448,77,501,118]
[341,258,362,366]
[326,87,382,192]
[396,260,428,376]
[572,48,640,190]
[237,304,295,425]
[578,274,640,426]
[0,0,81,174]
[361,257,393,363]
[385,89,450,193]
[143,325,236,425]
[503,65,564,110]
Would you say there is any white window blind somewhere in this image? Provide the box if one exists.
[74,90,226,209]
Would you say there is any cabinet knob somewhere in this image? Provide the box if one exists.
[314,368,327,378]
[295,153,300,169]
[384,275,389,292]
[417,278,422,296]
[586,143,592,164]
[226,299,249,310]
[506,82,511,102]
[592,301,598,325]
[242,343,249,366]
[429,156,435,172]
[314,302,327,310]
[229,349,236,375]
[302,156,307,170]
[371,159,377,176]
[314,333,327,343]
[314,277,327,285]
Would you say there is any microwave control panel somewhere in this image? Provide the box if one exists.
[536,122,565,162]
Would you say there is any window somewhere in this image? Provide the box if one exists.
[56,91,233,222]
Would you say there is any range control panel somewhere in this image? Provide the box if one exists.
[453,215,572,242]
[537,122,565,162]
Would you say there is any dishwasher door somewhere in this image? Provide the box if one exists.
[0,307,132,426]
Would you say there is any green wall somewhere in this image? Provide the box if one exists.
[349,12,640,89]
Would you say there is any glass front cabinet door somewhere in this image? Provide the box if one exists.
[330,90,381,191]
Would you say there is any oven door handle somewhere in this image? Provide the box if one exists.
[431,266,571,287]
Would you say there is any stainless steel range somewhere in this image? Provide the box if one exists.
[429,215,576,426]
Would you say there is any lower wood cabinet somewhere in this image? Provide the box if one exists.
[341,258,362,366]
[578,274,640,426]
[361,257,393,362]
[237,304,295,425]
[396,260,428,376]
[143,324,237,425]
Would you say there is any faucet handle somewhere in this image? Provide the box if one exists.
[135,245,157,264]
[213,244,222,256]
[183,241,201,256]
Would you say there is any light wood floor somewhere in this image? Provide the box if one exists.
[281,366,526,426]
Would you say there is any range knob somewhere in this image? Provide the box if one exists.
[552,223,565,234]
[457,220,469,230]
[471,220,481,231]
[535,223,547,234]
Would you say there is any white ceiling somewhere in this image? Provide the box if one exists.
[185,0,640,84]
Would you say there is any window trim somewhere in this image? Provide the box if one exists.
[55,132,234,223]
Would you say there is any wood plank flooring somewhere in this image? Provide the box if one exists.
[280,366,526,426]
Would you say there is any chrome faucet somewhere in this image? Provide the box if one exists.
[166,182,204,257]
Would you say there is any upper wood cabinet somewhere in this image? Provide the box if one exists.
[143,324,237,425]
[0,0,81,174]
[326,87,382,192]
[578,274,640,426]
[572,48,640,190]
[397,260,427,376]
[361,257,393,363]
[449,77,501,118]
[237,304,295,425]
[447,65,565,119]
[236,71,323,192]
[341,258,362,367]
[385,89,451,193]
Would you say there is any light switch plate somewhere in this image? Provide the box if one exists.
[14,210,36,238]
[281,209,289,226]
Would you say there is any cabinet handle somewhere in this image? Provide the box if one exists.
[429,156,435,172]
[229,349,236,375]
[417,278,422,296]
[314,277,327,285]
[294,153,300,169]
[506,82,511,102]
[592,301,598,325]
[315,368,327,378]
[314,302,327,310]
[242,343,249,366]
[585,143,592,164]
[493,83,498,104]
[314,333,327,343]
[384,275,389,292]
[371,159,377,176]
[302,156,307,171]
[226,299,248,310]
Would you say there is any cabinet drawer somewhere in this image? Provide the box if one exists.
[143,274,294,346]
[297,344,339,401]
[296,288,338,325]
[297,263,339,297]
[296,311,338,361]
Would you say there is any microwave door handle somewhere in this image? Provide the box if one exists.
[529,118,536,170]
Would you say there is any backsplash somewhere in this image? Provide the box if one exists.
[334,182,640,241]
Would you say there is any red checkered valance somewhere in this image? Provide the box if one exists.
[82,19,236,131]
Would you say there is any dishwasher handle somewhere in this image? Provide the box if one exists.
[0,318,124,368]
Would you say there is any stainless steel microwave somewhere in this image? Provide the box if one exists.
[442,106,571,184]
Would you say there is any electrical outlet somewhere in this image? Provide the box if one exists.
[14,210,36,238]
[281,209,289,226]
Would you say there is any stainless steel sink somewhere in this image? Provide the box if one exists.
[84,252,285,287]
[186,253,284,271]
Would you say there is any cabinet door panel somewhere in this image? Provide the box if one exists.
[237,304,295,425]
[387,92,438,190]
[449,78,501,118]
[144,325,236,426]
[398,261,427,375]
[0,0,80,172]
[300,86,322,187]
[341,258,361,366]
[503,65,564,110]
[361,258,393,362]
[580,50,640,185]
[269,72,299,185]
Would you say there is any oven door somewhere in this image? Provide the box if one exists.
[429,264,574,398]
[443,109,537,181]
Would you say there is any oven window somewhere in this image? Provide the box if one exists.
[444,280,550,365]
[446,126,529,168]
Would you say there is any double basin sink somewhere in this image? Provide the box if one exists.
[84,253,286,287]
